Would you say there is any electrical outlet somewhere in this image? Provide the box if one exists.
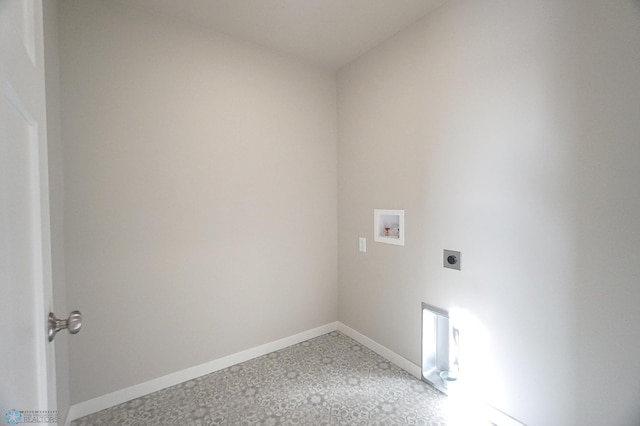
[443,249,461,270]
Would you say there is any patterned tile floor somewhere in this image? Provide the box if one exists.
[72,331,464,425]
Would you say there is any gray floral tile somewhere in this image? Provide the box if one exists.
[72,331,449,425]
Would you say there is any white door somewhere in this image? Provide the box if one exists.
[0,0,57,421]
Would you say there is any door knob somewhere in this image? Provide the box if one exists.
[48,311,82,342]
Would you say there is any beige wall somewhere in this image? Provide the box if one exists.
[338,0,640,425]
[58,0,337,403]
[568,1,640,424]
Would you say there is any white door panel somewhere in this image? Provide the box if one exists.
[1,0,56,418]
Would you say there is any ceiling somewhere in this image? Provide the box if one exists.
[115,0,446,70]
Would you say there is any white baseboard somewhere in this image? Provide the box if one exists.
[66,322,338,425]
[486,406,526,426]
[66,321,523,426]
[337,322,422,378]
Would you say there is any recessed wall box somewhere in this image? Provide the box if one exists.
[374,209,404,246]
[421,303,459,395]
